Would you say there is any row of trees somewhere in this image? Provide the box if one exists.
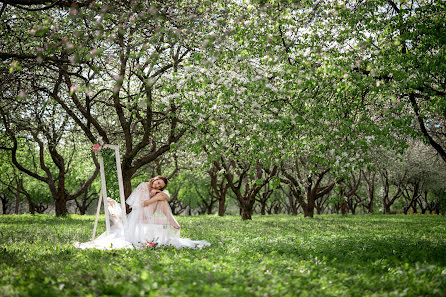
[143,139,446,217]
[2,138,445,217]
[0,0,445,219]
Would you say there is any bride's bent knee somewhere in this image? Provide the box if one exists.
[159,200,169,207]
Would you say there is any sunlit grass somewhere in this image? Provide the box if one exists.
[1,214,445,296]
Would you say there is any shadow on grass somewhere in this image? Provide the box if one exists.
[248,234,446,266]
[0,214,96,226]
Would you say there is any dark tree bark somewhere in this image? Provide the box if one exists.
[361,169,376,213]
[273,203,282,214]
[281,158,338,218]
[222,158,278,220]
[380,169,403,214]
[168,184,187,215]
[402,181,422,214]
[194,182,217,215]
[14,191,19,214]
[209,161,229,216]
[0,193,10,214]
[74,189,97,215]
[266,198,284,215]
[315,194,329,215]
[256,183,274,215]
[409,91,446,164]
[302,170,337,217]
[345,194,366,215]
[0,0,90,10]
[332,203,340,214]
[416,190,440,215]
[279,185,301,215]
[0,177,17,214]
[7,177,38,214]
[339,172,361,215]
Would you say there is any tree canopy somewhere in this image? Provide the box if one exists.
[1,0,445,218]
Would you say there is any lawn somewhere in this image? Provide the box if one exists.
[0,214,445,297]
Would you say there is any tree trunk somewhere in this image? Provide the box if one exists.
[409,93,446,164]
[260,201,266,215]
[332,203,340,214]
[238,196,256,220]
[218,197,225,216]
[221,159,277,221]
[54,193,68,216]
[282,187,299,215]
[303,186,318,218]
[366,183,374,213]
[207,203,213,215]
[289,195,299,215]
[28,201,35,215]
[209,162,228,217]
[403,183,420,215]
[15,191,20,214]
[123,174,133,214]
[215,172,228,216]
[403,206,409,214]
[55,200,68,216]
[381,170,390,214]
[303,191,315,218]
[340,200,347,215]
[241,206,252,220]
[303,204,314,218]
[362,170,375,214]
[1,194,8,214]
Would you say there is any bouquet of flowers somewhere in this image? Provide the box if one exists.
[91,137,105,153]
[142,241,157,249]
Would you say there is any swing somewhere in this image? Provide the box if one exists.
[91,143,127,240]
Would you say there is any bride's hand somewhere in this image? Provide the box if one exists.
[150,189,161,196]
[142,193,168,207]
[148,178,155,188]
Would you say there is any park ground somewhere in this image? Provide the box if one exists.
[0,214,445,297]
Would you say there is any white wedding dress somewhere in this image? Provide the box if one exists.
[74,183,210,250]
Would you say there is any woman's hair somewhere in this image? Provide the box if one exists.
[154,175,168,190]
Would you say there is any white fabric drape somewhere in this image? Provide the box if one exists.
[74,183,210,250]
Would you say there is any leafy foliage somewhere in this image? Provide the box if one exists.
[101,147,120,203]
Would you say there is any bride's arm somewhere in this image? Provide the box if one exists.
[142,192,169,207]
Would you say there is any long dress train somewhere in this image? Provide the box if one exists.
[74,198,133,250]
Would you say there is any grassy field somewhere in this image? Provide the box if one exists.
[0,214,445,297]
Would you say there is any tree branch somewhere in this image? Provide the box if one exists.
[1,0,89,10]
[0,52,71,64]
[409,93,446,163]
[387,0,400,13]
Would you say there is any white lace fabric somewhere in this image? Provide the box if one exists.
[74,183,210,250]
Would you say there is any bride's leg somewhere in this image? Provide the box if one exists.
[146,203,156,215]
[158,200,180,229]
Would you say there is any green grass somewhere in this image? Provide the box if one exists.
[0,214,445,297]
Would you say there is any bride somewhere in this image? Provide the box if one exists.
[74,176,210,250]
